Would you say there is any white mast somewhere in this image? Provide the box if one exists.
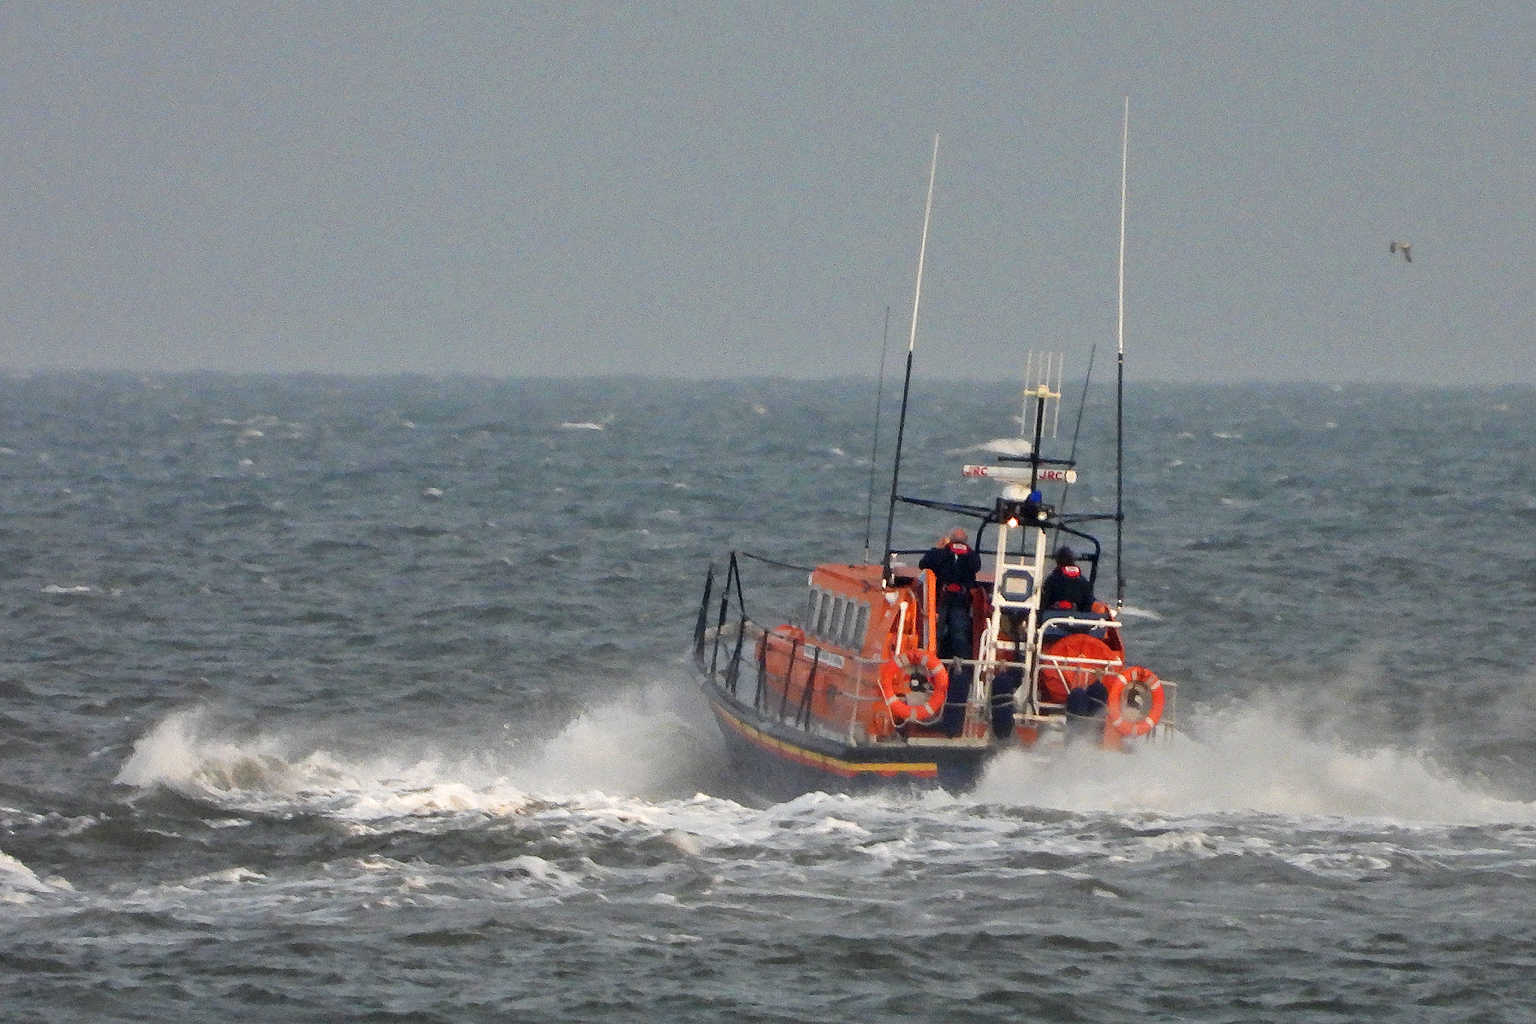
[1114,97,1129,609]
[880,134,940,584]
[908,135,940,357]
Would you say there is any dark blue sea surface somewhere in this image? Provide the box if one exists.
[2,372,1535,1022]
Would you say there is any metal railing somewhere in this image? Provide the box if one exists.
[693,553,1176,743]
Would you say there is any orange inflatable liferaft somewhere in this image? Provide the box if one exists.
[878,650,949,725]
[1104,665,1165,737]
[1038,632,1120,704]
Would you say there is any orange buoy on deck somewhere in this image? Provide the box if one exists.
[878,650,949,724]
[1038,632,1121,703]
[1104,666,1164,737]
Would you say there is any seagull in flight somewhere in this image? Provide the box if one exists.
[1389,241,1412,263]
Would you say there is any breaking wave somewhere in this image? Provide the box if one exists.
[115,676,733,821]
[973,691,1536,825]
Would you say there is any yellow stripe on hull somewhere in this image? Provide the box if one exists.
[710,701,939,780]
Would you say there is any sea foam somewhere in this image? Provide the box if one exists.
[971,690,1536,825]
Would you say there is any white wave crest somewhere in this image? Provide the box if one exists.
[946,437,1034,457]
[115,708,531,820]
[971,692,1536,825]
[511,678,731,799]
[113,676,730,822]
[0,847,72,904]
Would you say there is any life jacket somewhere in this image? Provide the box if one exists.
[1045,563,1091,611]
[944,543,971,593]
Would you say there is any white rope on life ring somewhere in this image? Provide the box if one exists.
[878,649,949,725]
[1104,665,1165,737]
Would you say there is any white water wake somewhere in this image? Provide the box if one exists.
[116,708,533,820]
[116,673,1536,830]
[0,845,73,904]
[971,691,1536,825]
[114,675,730,821]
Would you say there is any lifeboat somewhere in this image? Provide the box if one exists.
[691,367,1176,801]
[692,138,1174,800]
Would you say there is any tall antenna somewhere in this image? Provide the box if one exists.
[862,305,892,562]
[1055,343,1096,532]
[881,134,940,585]
[1020,352,1063,493]
[1115,97,1129,608]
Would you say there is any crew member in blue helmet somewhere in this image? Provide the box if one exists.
[1041,546,1094,612]
[919,526,981,659]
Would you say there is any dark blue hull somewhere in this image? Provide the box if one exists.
[703,679,995,802]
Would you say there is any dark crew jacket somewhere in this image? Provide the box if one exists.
[919,542,981,601]
[1041,564,1095,612]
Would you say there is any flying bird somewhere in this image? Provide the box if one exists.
[1389,241,1412,263]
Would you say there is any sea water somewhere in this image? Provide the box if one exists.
[2,372,1534,1022]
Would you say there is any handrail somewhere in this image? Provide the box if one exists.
[697,549,1174,743]
[796,647,822,729]
[738,551,813,574]
[724,614,748,696]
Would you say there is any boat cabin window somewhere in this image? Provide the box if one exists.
[846,603,869,649]
[829,597,847,641]
[803,586,872,652]
[815,592,834,636]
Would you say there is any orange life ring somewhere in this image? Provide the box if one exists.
[878,650,949,725]
[1104,666,1164,737]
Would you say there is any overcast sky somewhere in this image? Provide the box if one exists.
[2,2,1532,384]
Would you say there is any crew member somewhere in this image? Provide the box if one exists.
[919,527,981,659]
[1041,546,1106,717]
[1040,546,1094,612]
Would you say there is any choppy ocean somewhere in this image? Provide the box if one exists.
[2,372,1535,1023]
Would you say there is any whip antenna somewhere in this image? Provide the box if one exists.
[862,305,892,562]
[881,134,939,586]
[1054,344,1096,538]
[1115,97,1129,609]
